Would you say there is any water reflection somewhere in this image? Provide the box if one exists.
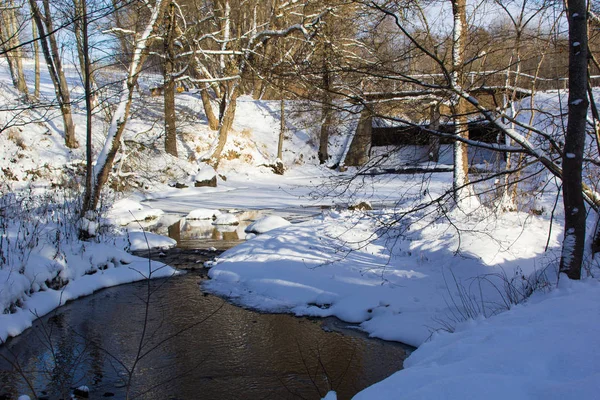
[143,208,324,251]
[0,273,408,400]
[144,212,258,250]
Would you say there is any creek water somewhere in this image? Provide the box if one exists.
[0,211,411,400]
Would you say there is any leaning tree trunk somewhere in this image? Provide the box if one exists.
[200,83,219,130]
[163,1,178,156]
[42,0,78,148]
[559,0,588,280]
[29,0,79,148]
[208,85,239,168]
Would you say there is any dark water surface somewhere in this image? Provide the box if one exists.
[0,266,409,400]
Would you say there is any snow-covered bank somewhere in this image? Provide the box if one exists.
[353,279,600,400]
[0,254,178,342]
[0,194,178,342]
[203,201,564,348]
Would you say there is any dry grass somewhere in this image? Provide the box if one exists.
[7,128,26,150]
[239,128,253,139]
[223,149,254,163]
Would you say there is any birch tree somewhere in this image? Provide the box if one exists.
[450,0,469,199]
[81,0,169,217]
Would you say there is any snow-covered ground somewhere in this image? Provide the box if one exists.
[203,200,564,347]
[1,57,600,400]
[353,279,600,400]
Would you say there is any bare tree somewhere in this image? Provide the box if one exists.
[70,0,98,104]
[29,0,79,148]
[176,0,327,168]
[0,0,29,98]
[339,0,600,281]
[81,0,169,218]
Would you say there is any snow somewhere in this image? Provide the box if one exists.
[124,230,177,251]
[108,198,164,226]
[195,164,217,181]
[186,208,222,220]
[245,215,291,233]
[354,280,600,400]
[204,202,564,347]
[213,213,240,225]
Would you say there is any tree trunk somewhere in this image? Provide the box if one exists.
[0,2,29,98]
[44,0,78,148]
[80,0,93,225]
[32,19,40,100]
[319,102,332,165]
[428,102,441,162]
[451,0,469,197]
[29,0,79,148]
[319,65,332,165]
[189,53,219,130]
[345,106,372,166]
[72,0,97,106]
[163,2,178,156]
[218,90,227,122]
[209,85,239,169]
[200,84,219,130]
[559,0,588,280]
[277,97,285,160]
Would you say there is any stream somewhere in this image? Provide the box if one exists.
[0,210,411,400]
